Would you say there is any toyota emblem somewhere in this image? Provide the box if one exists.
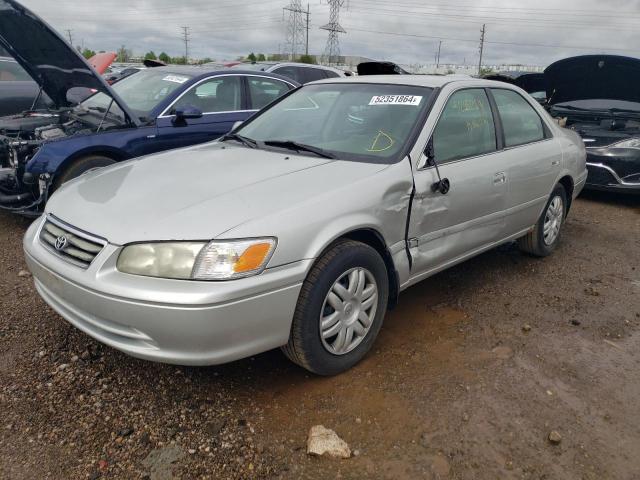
[54,235,68,251]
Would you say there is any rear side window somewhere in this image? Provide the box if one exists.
[0,60,31,81]
[491,89,545,147]
[432,89,497,163]
[272,66,302,83]
[299,67,328,83]
[172,76,242,114]
[323,69,341,79]
[248,77,291,109]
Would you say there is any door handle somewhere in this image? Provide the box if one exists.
[494,172,506,184]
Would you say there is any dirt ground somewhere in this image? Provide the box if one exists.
[1,191,639,480]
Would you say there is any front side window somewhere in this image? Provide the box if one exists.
[248,77,291,109]
[492,89,545,147]
[432,89,497,163]
[172,76,242,114]
[237,83,433,163]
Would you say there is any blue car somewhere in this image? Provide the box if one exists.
[0,0,298,215]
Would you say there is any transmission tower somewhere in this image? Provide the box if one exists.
[283,1,306,60]
[321,0,347,66]
[181,26,191,64]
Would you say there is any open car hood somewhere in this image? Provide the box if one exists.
[357,61,409,75]
[0,0,139,124]
[545,55,640,105]
[89,52,116,74]
[485,71,546,94]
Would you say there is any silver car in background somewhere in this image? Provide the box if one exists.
[24,75,587,375]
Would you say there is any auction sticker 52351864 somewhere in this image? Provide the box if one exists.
[369,95,423,106]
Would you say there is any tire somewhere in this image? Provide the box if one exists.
[518,184,568,257]
[52,155,116,191]
[282,239,389,376]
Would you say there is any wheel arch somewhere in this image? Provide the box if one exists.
[54,147,130,182]
[314,228,400,310]
[557,175,574,214]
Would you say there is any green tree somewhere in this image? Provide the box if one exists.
[479,67,494,77]
[247,52,257,62]
[116,45,131,63]
[172,56,187,65]
[144,51,157,61]
[299,54,316,64]
[81,48,96,59]
[257,53,266,61]
[158,52,170,63]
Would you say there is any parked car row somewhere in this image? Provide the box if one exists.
[486,55,640,195]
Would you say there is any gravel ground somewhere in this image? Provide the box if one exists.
[1,191,639,480]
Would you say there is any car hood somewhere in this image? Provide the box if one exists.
[46,143,388,245]
[0,0,138,124]
[545,55,640,105]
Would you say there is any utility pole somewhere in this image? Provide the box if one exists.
[283,1,308,60]
[65,29,73,46]
[321,0,347,66]
[181,26,190,64]
[478,24,486,77]
[436,40,442,69]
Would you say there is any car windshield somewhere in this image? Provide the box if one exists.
[80,70,193,121]
[236,83,434,163]
[0,59,31,81]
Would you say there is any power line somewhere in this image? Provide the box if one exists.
[65,29,73,46]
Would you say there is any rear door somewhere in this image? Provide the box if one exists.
[154,75,251,150]
[489,88,562,233]
[408,88,509,276]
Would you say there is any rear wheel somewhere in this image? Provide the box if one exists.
[282,239,389,375]
[518,184,567,257]
[52,155,116,191]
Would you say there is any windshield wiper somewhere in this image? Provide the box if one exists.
[551,105,595,112]
[263,140,336,159]
[219,133,258,149]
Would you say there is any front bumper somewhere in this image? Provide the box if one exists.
[585,162,640,194]
[24,217,308,366]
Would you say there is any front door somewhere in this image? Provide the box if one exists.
[155,75,252,151]
[408,88,509,277]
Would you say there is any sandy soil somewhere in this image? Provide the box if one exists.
[1,190,639,479]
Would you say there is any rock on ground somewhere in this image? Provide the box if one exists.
[306,425,351,459]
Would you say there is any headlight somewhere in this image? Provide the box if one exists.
[612,138,640,149]
[116,238,276,280]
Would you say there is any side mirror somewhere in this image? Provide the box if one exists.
[232,120,244,131]
[174,105,203,122]
[424,137,450,195]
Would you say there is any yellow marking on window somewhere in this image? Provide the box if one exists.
[367,130,395,152]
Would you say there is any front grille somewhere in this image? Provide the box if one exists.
[39,217,105,268]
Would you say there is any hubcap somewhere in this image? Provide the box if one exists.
[543,195,564,246]
[320,267,378,355]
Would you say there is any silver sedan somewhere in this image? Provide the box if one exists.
[24,75,587,375]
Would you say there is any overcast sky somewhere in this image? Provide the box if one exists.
[19,0,640,67]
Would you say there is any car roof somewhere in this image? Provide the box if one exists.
[309,74,485,88]
[141,65,297,80]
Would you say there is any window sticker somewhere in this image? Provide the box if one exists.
[369,95,422,106]
[162,75,189,84]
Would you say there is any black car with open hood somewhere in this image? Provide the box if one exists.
[546,55,640,194]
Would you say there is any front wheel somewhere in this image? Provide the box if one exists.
[52,155,116,191]
[282,239,389,376]
[518,184,567,257]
